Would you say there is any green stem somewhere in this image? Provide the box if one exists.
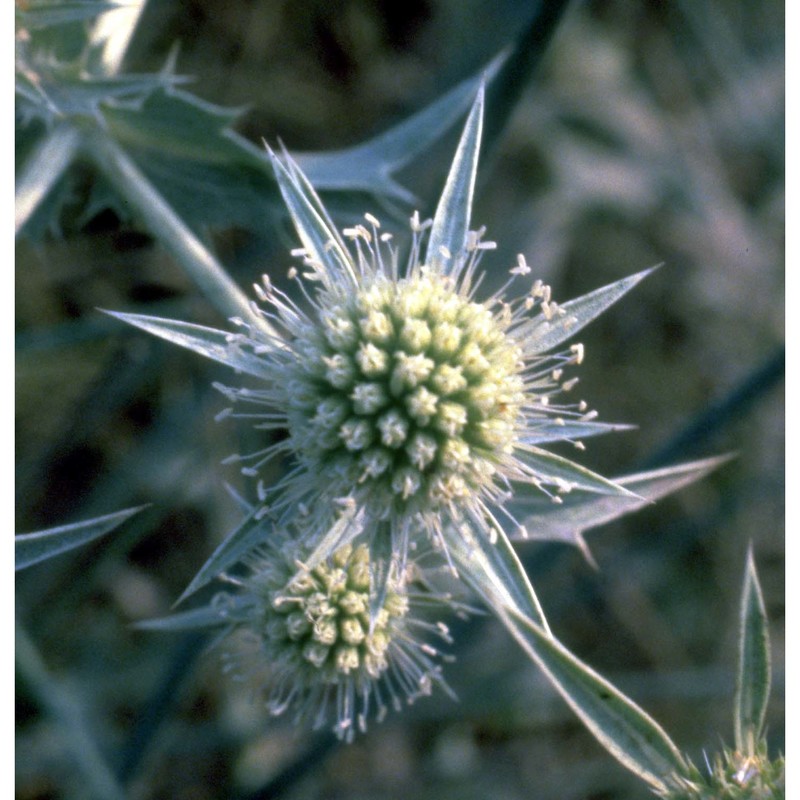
[15,122,81,237]
[83,129,273,334]
[16,622,127,800]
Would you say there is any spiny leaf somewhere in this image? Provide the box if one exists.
[17,69,187,122]
[519,267,659,355]
[734,546,771,755]
[426,85,484,276]
[497,606,688,792]
[519,445,639,497]
[101,88,260,168]
[268,148,358,290]
[16,40,507,235]
[133,600,251,633]
[296,52,505,200]
[175,506,271,606]
[509,455,733,553]
[16,505,145,571]
[103,311,275,379]
[95,59,505,231]
[445,521,548,631]
[521,419,636,445]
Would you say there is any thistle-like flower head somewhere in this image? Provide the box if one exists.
[216,534,459,741]
[111,87,653,608]
[214,89,644,576]
[277,264,525,517]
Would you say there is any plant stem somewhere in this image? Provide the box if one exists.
[15,122,81,237]
[16,622,128,800]
[83,129,274,334]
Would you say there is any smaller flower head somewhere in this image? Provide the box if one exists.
[216,532,460,741]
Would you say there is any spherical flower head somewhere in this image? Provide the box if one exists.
[284,270,523,516]
[221,188,619,581]
[219,536,456,741]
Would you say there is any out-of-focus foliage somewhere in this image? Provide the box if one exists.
[16,0,504,240]
[16,1,783,799]
[16,506,145,570]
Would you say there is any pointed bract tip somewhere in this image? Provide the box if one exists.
[576,533,599,570]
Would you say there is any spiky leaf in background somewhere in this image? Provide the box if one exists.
[15,506,145,570]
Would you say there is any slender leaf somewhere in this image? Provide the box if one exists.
[175,506,271,605]
[497,606,688,792]
[269,149,358,289]
[509,455,733,551]
[426,85,484,276]
[104,311,275,379]
[134,603,247,633]
[445,522,548,631]
[519,267,658,355]
[734,546,771,755]
[521,420,636,445]
[15,506,145,571]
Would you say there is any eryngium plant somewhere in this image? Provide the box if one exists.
[658,549,783,798]
[110,87,652,615]
[115,88,734,757]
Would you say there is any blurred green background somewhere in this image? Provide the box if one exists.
[16,1,784,798]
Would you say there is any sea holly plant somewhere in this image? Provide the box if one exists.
[109,89,735,744]
[108,87,652,614]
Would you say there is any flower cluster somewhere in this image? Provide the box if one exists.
[216,535,459,740]
[120,89,652,739]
